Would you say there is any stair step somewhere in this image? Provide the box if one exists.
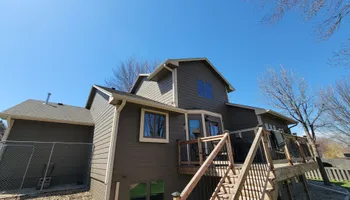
[243,185,274,192]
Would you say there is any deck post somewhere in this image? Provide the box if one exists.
[299,175,311,200]
[198,138,203,165]
[295,140,306,163]
[225,132,235,169]
[172,192,181,200]
[285,180,294,200]
[284,140,293,166]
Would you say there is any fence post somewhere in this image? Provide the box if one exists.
[41,143,55,191]
[19,146,35,190]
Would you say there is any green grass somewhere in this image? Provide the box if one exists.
[130,181,164,198]
[331,181,350,191]
[308,179,350,191]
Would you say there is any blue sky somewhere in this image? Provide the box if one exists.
[0,0,348,133]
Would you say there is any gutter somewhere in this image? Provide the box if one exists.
[105,99,126,200]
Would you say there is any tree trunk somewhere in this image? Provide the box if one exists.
[303,127,331,186]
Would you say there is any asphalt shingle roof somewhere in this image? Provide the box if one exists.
[0,99,94,126]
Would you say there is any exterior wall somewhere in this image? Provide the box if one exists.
[225,106,259,131]
[1,120,93,190]
[8,119,93,142]
[111,103,191,200]
[177,61,229,115]
[260,113,290,134]
[134,73,174,106]
[89,90,115,200]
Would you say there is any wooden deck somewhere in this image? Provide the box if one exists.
[178,160,318,181]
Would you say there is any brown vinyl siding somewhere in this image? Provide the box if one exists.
[89,90,115,200]
[2,120,93,190]
[8,119,93,142]
[111,103,191,200]
[134,73,174,106]
[225,106,259,131]
[177,61,228,114]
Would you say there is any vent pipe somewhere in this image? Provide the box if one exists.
[45,93,51,104]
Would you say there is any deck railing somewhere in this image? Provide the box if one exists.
[175,133,235,200]
[175,127,317,200]
[231,127,275,200]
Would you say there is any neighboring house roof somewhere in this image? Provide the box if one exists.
[0,99,94,126]
[226,103,297,124]
[146,57,235,92]
[86,85,187,113]
[129,74,150,93]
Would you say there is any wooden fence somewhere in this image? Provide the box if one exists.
[305,167,350,182]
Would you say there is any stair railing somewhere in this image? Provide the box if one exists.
[230,127,275,200]
[174,132,235,200]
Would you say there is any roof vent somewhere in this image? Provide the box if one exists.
[57,103,64,106]
[44,93,51,104]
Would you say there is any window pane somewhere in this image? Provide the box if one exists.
[189,120,201,139]
[205,83,212,99]
[197,80,205,97]
[150,180,164,200]
[155,114,166,138]
[209,122,219,136]
[144,112,155,137]
[130,182,147,200]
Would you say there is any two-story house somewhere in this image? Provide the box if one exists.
[85,58,301,200]
[0,57,317,200]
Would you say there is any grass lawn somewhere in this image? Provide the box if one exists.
[331,181,350,191]
[309,179,350,192]
[130,181,164,199]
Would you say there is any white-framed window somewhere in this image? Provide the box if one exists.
[139,108,169,143]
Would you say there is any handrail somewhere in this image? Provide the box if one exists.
[178,133,230,200]
[230,127,264,199]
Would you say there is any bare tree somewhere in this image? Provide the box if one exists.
[105,57,159,92]
[320,78,350,145]
[0,120,6,141]
[255,0,350,67]
[259,66,331,185]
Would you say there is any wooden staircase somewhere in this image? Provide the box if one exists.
[174,127,316,200]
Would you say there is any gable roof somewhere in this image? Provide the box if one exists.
[147,57,235,92]
[129,74,150,93]
[226,102,297,124]
[0,99,94,126]
[86,85,187,113]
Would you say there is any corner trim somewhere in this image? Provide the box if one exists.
[105,99,126,200]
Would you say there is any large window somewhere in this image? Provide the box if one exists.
[197,80,212,99]
[140,108,169,143]
[189,120,201,139]
[209,121,220,136]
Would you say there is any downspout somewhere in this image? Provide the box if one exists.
[288,123,298,135]
[105,99,126,200]
[164,64,178,107]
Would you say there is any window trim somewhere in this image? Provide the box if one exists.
[139,108,169,143]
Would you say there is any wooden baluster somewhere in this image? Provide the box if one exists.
[198,138,203,165]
